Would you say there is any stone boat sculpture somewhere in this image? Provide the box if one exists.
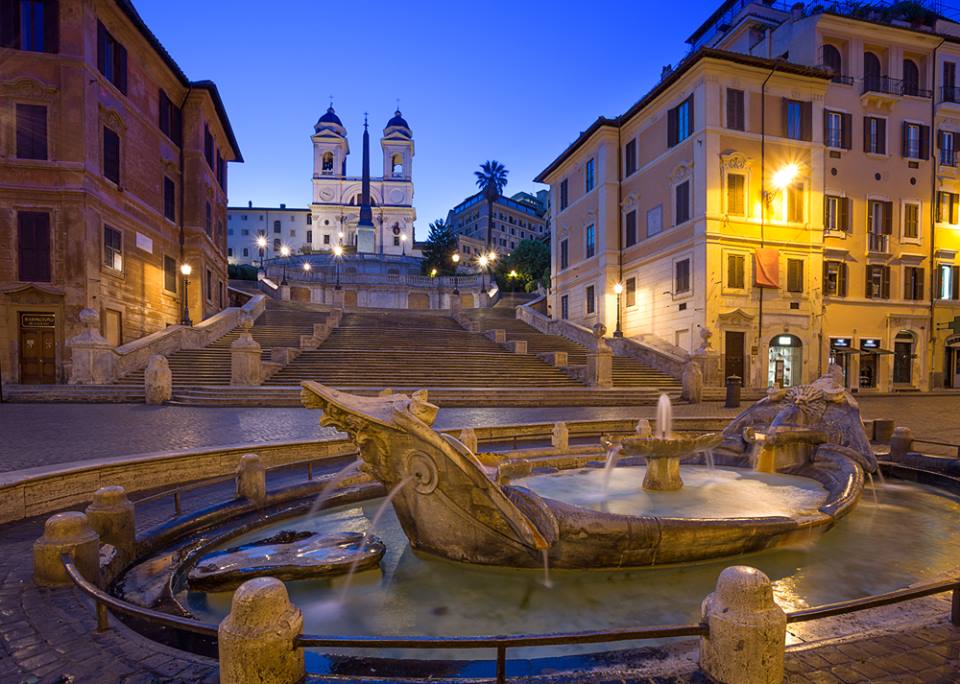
[301,371,876,570]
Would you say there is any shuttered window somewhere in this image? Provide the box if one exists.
[15,103,47,159]
[823,110,852,149]
[866,265,891,299]
[625,210,637,247]
[904,267,924,300]
[625,277,636,307]
[726,89,744,131]
[903,202,920,239]
[937,191,960,224]
[17,211,51,282]
[624,139,637,176]
[787,259,804,293]
[1,0,58,52]
[163,177,176,221]
[938,265,960,300]
[675,180,690,224]
[864,116,886,154]
[726,173,745,215]
[784,99,812,141]
[560,238,568,269]
[559,179,568,210]
[103,225,122,271]
[675,259,691,294]
[824,195,850,232]
[901,122,929,160]
[727,254,745,289]
[163,255,177,293]
[585,285,595,314]
[786,183,804,223]
[667,95,694,147]
[103,126,120,184]
[97,20,127,94]
[158,89,183,146]
[824,261,847,297]
[204,125,214,169]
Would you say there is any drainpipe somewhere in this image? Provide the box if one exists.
[178,88,192,325]
[758,65,777,383]
[929,39,945,390]
[616,124,623,334]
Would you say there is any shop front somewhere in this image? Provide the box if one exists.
[829,337,854,388]
[768,334,803,388]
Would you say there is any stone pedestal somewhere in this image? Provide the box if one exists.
[66,308,116,384]
[643,457,683,491]
[144,355,172,404]
[236,453,267,503]
[448,293,462,313]
[33,512,100,587]
[506,340,527,354]
[280,285,291,301]
[551,422,569,450]
[681,360,704,403]
[485,329,506,344]
[459,428,478,453]
[84,486,136,560]
[538,351,567,367]
[218,577,304,684]
[332,288,346,307]
[586,350,613,388]
[231,315,262,386]
[889,426,914,462]
[700,566,786,684]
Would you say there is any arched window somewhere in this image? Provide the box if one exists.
[864,51,882,91]
[354,193,363,205]
[322,151,334,173]
[903,59,920,96]
[822,44,842,79]
[392,153,403,176]
[273,220,281,234]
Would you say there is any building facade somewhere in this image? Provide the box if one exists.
[537,1,960,393]
[0,0,241,385]
[227,203,310,266]
[447,191,549,258]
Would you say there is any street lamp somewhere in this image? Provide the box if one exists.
[429,268,437,278]
[280,245,290,285]
[256,235,267,270]
[613,281,624,338]
[302,262,312,277]
[337,231,344,245]
[333,244,343,290]
[180,263,192,326]
[400,232,407,256]
[451,253,461,294]
[478,254,489,290]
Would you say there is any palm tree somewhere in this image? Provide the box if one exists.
[474,160,508,247]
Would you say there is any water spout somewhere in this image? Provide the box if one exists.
[541,549,553,589]
[655,393,672,439]
[308,459,362,519]
[600,445,621,510]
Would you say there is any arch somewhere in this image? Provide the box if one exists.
[822,44,842,77]
[768,334,802,388]
[863,51,882,90]
[391,153,403,176]
[408,292,429,310]
[343,290,358,307]
[321,151,334,172]
[290,286,311,302]
[902,58,920,96]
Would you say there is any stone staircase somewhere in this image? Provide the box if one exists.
[460,307,681,390]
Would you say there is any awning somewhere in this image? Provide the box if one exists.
[834,348,895,356]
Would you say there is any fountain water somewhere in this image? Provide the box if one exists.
[541,549,553,589]
[307,459,362,518]
[655,393,672,438]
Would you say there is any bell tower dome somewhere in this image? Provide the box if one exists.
[381,109,413,180]
[311,105,349,178]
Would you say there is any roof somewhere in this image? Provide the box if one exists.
[534,47,830,183]
[315,106,344,129]
[228,206,310,212]
[114,0,243,162]
[386,109,411,131]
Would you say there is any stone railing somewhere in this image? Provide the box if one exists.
[264,264,484,290]
[516,303,598,350]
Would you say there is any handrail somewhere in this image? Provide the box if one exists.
[787,578,960,624]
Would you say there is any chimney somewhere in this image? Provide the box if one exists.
[280,203,286,209]
[248,200,252,208]
[791,2,803,20]
[661,65,673,81]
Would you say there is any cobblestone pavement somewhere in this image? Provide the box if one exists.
[1,395,959,472]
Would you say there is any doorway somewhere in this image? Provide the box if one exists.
[768,334,802,388]
[892,330,916,385]
[946,337,960,388]
[18,312,56,384]
[344,290,358,307]
[724,331,745,381]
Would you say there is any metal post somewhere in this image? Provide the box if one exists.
[496,645,506,684]
[952,587,960,626]
[181,277,192,326]
[335,258,342,290]
[173,490,182,515]
[614,291,623,337]
[307,462,314,480]
[96,601,109,632]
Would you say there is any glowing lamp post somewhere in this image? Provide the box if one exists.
[279,245,291,285]
[400,233,407,256]
[256,235,267,270]
[180,263,192,326]
[478,254,489,290]
[333,244,343,290]
[302,262,312,277]
[451,253,461,294]
[613,281,624,338]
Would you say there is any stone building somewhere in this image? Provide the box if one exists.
[447,191,549,258]
[537,0,960,393]
[227,204,311,266]
[0,0,241,384]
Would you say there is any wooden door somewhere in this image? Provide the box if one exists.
[725,331,745,380]
[344,290,358,307]
[19,314,56,384]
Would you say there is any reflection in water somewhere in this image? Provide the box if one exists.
[184,478,960,659]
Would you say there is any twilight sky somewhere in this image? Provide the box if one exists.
[135,0,718,234]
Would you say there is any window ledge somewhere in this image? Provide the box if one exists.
[824,230,848,239]
[900,238,922,246]
[865,152,889,160]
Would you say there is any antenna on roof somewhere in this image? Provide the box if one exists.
[328,94,334,108]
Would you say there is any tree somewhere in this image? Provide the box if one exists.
[420,218,458,276]
[495,239,550,293]
[474,160,508,247]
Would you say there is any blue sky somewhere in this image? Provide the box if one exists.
[136,0,718,234]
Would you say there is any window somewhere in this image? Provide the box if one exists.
[103,225,122,271]
[103,126,120,184]
[306,230,312,244]
[904,266,924,300]
[242,247,249,257]
[625,277,636,307]
[938,264,960,300]
[647,204,663,237]
[824,195,850,232]
[585,158,595,193]
[863,51,882,92]
[585,285,595,314]
[205,269,212,301]
[15,104,47,160]
[668,96,693,147]
[17,211,50,282]
[903,202,920,239]
[865,264,891,299]
[323,234,330,245]
[625,210,637,247]
[726,88,744,131]
[393,235,400,246]
[1,0,58,52]
[158,89,182,145]
[822,44,843,79]
[163,255,176,293]
[585,224,595,259]
[785,99,804,140]
[867,199,892,251]
[824,261,847,297]
[946,61,957,101]
[624,139,637,176]
[273,220,281,234]
[163,177,175,221]
[902,122,929,159]
[306,214,312,225]
[726,173,745,216]
[205,202,212,236]
[204,125,214,169]
[216,150,226,189]
[749,25,766,48]
[824,110,850,149]
[674,259,691,294]
[786,183,804,223]
[864,116,886,155]
[675,180,690,224]
[560,238,568,269]
[787,259,804,293]
[903,59,920,96]
[96,21,127,94]
[560,295,569,320]
[938,191,959,224]
[727,254,745,289]
[940,130,957,166]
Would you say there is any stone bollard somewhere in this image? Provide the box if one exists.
[236,453,267,503]
[485,329,507,344]
[681,360,703,404]
[506,339,527,354]
[144,354,172,404]
[889,426,914,462]
[84,486,136,560]
[33,512,100,587]
[66,308,116,384]
[551,422,569,450]
[218,577,304,684]
[872,418,895,444]
[700,566,786,684]
[459,427,478,453]
[586,349,613,387]
[231,315,263,386]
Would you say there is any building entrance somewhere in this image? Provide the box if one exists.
[18,312,56,384]
[768,334,802,388]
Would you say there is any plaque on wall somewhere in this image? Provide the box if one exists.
[20,312,56,328]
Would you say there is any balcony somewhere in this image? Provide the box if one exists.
[940,86,960,106]
[868,233,890,255]
[861,76,901,109]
